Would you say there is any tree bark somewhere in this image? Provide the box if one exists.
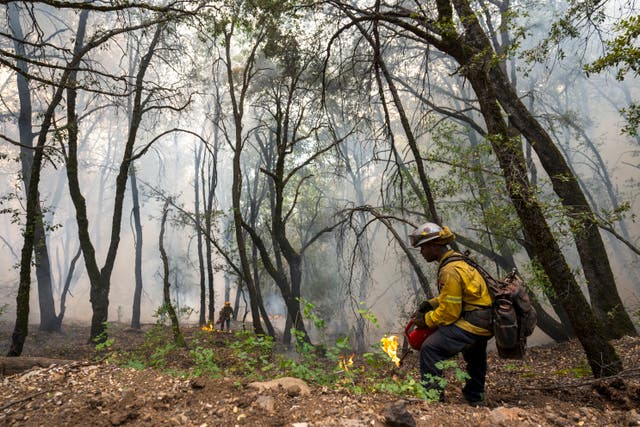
[439,0,622,374]
[335,0,626,376]
[194,145,207,325]
[129,165,144,329]
[7,8,90,356]
[159,200,186,348]
[472,74,621,376]
[57,247,82,326]
[8,2,58,333]
[490,70,635,337]
[225,27,266,336]
[66,23,164,343]
[0,357,75,376]
[476,16,635,337]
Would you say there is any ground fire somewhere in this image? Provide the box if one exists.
[380,335,400,367]
[338,353,354,371]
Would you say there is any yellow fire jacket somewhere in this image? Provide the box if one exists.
[424,250,493,336]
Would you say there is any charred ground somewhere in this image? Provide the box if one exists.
[1,322,639,426]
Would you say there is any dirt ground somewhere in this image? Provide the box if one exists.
[0,322,639,427]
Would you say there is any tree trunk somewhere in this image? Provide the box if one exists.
[490,69,635,337]
[360,0,625,377]
[462,56,622,376]
[194,145,207,326]
[531,296,573,342]
[479,26,635,338]
[159,200,186,348]
[57,247,82,327]
[205,184,215,323]
[250,240,276,338]
[0,357,75,376]
[66,23,164,343]
[225,27,266,336]
[7,8,89,356]
[203,155,216,324]
[8,2,58,333]
[129,165,144,329]
[33,212,57,332]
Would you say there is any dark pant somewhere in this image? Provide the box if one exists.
[419,324,488,402]
[221,318,231,330]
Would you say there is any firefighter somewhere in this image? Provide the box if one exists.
[408,222,492,405]
[218,301,234,332]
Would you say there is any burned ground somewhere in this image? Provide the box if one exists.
[1,322,639,426]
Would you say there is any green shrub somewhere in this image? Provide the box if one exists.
[190,347,221,377]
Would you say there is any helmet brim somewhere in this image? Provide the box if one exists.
[409,233,440,248]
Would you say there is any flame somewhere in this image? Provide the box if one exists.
[380,335,400,367]
[201,322,214,332]
[338,353,354,371]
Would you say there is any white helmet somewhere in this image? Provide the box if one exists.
[408,222,442,248]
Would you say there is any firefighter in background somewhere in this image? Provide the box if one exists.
[409,223,492,405]
[218,301,234,332]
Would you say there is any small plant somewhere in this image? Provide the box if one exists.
[93,322,115,351]
[553,362,591,378]
[124,359,146,370]
[277,357,323,383]
[149,342,178,369]
[502,362,537,378]
[299,298,325,329]
[326,336,351,363]
[140,324,172,351]
[357,304,379,328]
[153,304,170,325]
[189,347,221,377]
[291,327,314,355]
[409,360,471,402]
[434,359,470,384]
[227,330,275,379]
[373,374,429,400]
[177,305,195,322]
[361,342,399,372]
[229,330,275,354]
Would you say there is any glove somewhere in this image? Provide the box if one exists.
[412,310,428,329]
[417,300,433,313]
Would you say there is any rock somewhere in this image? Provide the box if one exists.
[110,412,135,426]
[255,395,275,412]
[287,384,302,397]
[247,377,311,395]
[382,400,415,427]
[484,406,526,427]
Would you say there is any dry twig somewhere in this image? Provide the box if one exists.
[522,368,640,391]
[0,389,49,411]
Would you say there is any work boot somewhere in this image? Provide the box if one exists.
[464,393,487,407]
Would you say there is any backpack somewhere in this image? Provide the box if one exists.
[439,253,537,359]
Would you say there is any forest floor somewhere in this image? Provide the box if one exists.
[0,321,639,427]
